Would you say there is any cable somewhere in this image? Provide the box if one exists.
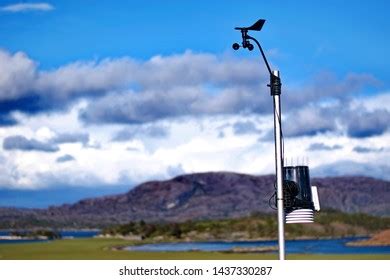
[249,35,285,166]
[268,81,285,211]
[268,189,277,210]
[247,36,285,211]
[274,99,285,166]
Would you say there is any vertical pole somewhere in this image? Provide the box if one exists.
[271,70,285,260]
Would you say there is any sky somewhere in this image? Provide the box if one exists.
[0,0,389,207]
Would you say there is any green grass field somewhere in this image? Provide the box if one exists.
[0,238,389,260]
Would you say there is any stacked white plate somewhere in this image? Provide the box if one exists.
[285,209,314,223]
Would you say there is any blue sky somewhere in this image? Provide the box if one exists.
[1,0,389,82]
[0,1,389,207]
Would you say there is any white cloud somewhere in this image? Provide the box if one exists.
[0,49,382,129]
[1,107,389,190]
[1,3,54,13]
[0,50,269,123]
[312,160,390,181]
[35,58,136,99]
[350,92,390,111]
[56,154,75,163]
[0,50,37,100]
[28,50,266,103]
[0,50,137,103]
[283,105,339,137]
[0,49,388,190]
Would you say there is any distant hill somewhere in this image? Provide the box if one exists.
[0,173,388,229]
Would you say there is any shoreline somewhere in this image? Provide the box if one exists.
[99,233,371,243]
[105,235,390,252]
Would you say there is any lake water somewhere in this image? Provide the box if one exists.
[126,237,390,254]
[0,230,100,244]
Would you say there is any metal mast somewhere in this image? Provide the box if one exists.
[232,19,285,260]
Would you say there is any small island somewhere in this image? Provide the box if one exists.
[347,230,390,247]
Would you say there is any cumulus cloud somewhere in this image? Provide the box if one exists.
[312,160,390,181]
[3,135,59,152]
[281,102,390,139]
[0,50,37,101]
[0,50,271,124]
[353,146,384,153]
[1,131,88,154]
[113,124,169,141]
[0,49,382,132]
[283,106,339,137]
[7,50,266,103]
[35,58,136,99]
[56,154,75,163]
[0,48,389,189]
[345,108,390,138]
[285,72,379,108]
[232,121,260,135]
[0,50,136,121]
[1,2,54,12]
[79,86,271,124]
[134,52,265,88]
[82,88,198,124]
[1,109,389,189]
[307,142,343,151]
[50,132,89,145]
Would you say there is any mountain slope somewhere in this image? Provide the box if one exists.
[0,173,388,228]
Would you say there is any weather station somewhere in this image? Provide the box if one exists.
[232,19,321,260]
